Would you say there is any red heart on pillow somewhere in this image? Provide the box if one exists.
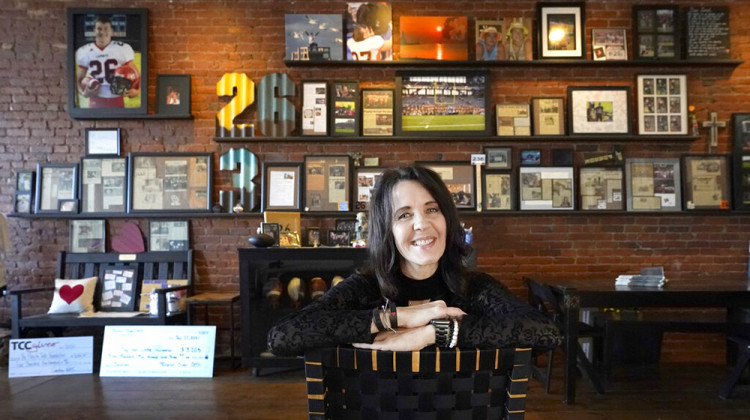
[111,222,145,253]
[60,284,84,304]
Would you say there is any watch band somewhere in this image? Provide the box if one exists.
[430,319,452,347]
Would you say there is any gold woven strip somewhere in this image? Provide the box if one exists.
[308,394,325,400]
[310,412,325,416]
[455,347,460,371]
[307,378,322,382]
[507,410,525,414]
[412,350,420,372]
[336,346,340,367]
[475,349,480,371]
[436,347,441,372]
[508,392,528,398]
[511,378,529,383]
[372,350,378,371]
[305,361,322,365]
[392,351,396,371]
[495,349,499,370]
[354,348,357,370]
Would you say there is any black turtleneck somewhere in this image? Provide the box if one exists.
[395,270,450,306]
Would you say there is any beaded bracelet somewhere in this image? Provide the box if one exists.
[448,319,459,348]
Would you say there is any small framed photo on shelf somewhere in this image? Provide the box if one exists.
[418,161,475,210]
[485,147,512,170]
[35,163,78,214]
[520,150,541,166]
[637,74,687,135]
[520,167,575,210]
[80,157,127,214]
[284,14,343,61]
[70,219,106,253]
[149,220,190,251]
[14,171,34,214]
[732,113,750,210]
[301,80,328,136]
[85,128,121,157]
[682,154,730,211]
[335,219,357,235]
[354,166,384,211]
[261,222,281,246]
[476,20,505,61]
[625,158,682,212]
[345,3,393,61]
[58,199,79,213]
[579,166,624,210]
[128,153,212,213]
[304,155,351,212]
[331,81,359,136]
[156,74,191,117]
[306,227,320,247]
[633,6,680,60]
[327,230,351,247]
[496,104,531,136]
[483,170,516,211]
[537,3,585,59]
[261,162,302,212]
[505,18,534,60]
[399,16,468,60]
[567,86,631,135]
[591,28,627,60]
[361,89,393,136]
[100,265,137,311]
[531,97,565,136]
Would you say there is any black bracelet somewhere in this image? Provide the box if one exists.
[430,319,452,347]
[387,300,398,328]
[372,307,386,332]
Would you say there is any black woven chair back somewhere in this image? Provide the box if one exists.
[305,346,532,420]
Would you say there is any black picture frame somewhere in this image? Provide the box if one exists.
[395,70,490,137]
[149,220,190,251]
[331,81,359,137]
[482,170,516,212]
[520,150,541,166]
[35,163,79,214]
[485,147,512,169]
[67,8,148,119]
[70,219,106,253]
[303,155,351,212]
[127,153,213,213]
[14,171,35,214]
[682,154,731,211]
[519,167,575,210]
[85,128,121,157]
[156,74,191,117]
[327,230,351,247]
[531,97,566,136]
[417,161,476,210]
[301,80,329,136]
[80,157,128,214]
[261,162,303,212]
[361,89,394,136]
[335,219,357,235]
[578,166,625,210]
[625,158,682,212]
[261,222,281,246]
[99,265,138,311]
[567,86,631,135]
[636,74,687,135]
[732,113,750,210]
[684,7,730,60]
[537,3,585,59]
[633,5,681,60]
[306,227,320,247]
[353,166,384,211]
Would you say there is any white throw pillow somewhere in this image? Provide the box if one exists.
[47,277,98,314]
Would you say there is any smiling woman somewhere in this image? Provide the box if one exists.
[267,165,562,356]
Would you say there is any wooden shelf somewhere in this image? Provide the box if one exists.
[214,135,701,143]
[284,59,744,68]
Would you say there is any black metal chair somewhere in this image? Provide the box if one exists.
[719,334,750,399]
[305,346,532,420]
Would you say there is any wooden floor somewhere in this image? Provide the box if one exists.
[2,361,750,419]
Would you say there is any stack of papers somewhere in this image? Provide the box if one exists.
[615,266,667,288]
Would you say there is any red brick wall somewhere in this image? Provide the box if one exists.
[2,0,749,361]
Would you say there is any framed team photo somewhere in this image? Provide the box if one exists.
[67,8,148,119]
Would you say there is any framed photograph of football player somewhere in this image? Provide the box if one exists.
[156,74,191,117]
[67,8,148,119]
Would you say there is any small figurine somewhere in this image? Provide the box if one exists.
[233,202,244,213]
[355,211,368,244]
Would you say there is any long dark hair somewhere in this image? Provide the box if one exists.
[366,165,472,299]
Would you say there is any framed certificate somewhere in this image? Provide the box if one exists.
[85,128,121,157]
[301,80,328,136]
[261,162,302,212]
[682,154,730,211]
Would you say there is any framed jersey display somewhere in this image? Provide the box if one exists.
[67,8,148,119]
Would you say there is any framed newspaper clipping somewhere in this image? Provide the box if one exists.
[625,158,681,212]
[128,153,212,213]
[681,154,730,211]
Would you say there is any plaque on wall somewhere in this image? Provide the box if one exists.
[685,7,730,60]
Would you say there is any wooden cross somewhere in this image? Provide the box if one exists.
[701,112,726,151]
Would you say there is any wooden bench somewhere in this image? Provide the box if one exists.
[10,251,193,339]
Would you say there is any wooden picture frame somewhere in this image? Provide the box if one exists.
[261,162,302,212]
[495,104,531,136]
[85,128,121,157]
[418,161,476,210]
[100,265,138,311]
[682,154,730,211]
[361,89,393,136]
[331,81,359,136]
[633,6,680,60]
[35,163,79,214]
[567,86,631,135]
[149,220,190,251]
[579,166,625,210]
[303,155,351,212]
[301,80,329,136]
[14,171,35,214]
[354,166,384,211]
[591,28,627,61]
[485,147,512,169]
[538,3,585,59]
[128,153,212,213]
[67,8,148,119]
[625,158,682,212]
[395,71,490,137]
[519,167,575,210]
[637,74,687,135]
[80,157,127,214]
[531,97,565,136]
[70,219,106,253]
[732,113,750,210]
[483,170,516,211]
[156,74,191,117]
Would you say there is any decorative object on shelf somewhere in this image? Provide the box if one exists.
[216,72,255,138]
[301,80,329,136]
[304,155,351,212]
[682,154,730,211]
[355,211,368,244]
[519,167,575,210]
[264,211,301,246]
[67,8,147,119]
[260,223,281,246]
[505,17,533,60]
[731,113,750,210]
[85,128,121,157]
[637,74,687,135]
[13,171,34,214]
[520,149,541,166]
[625,158,682,212]
[285,14,343,61]
[419,161,475,210]
[345,2,393,61]
[58,199,79,213]
[149,220,189,251]
[633,5,680,60]
[399,16,468,60]
[219,148,260,212]
[482,170,515,211]
[35,163,78,214]
[70,219,106,253]
[128,153,212,213]
[568,86,631,135]
[689,105,699,136]
[354,166,383,211]
[475,19,505,61]
[582,145,623,166]
[495,104,530,136]
[331,81,359,136]
[80,157,127,214]
[701,111,727,151]
[328,230,351,247]
[256,73,296,137]
[232,202,244,213]
[579,167,624,210]
[306,227,320,247]
[249,233,275,248]
[100,266,137,311]
[279,231,301,247]
[111,221,145,253]
[395,70,490,137]
[335,218,357,236]
[537,2,585,59]
[361,89,393,136]
[261,162,302,212]
[685,6,730,60]
[485,147,511,170]
[591,28,627,60]
[156,74,191,117]
[531,97,565,135]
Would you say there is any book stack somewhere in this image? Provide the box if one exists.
[615,266,667,288]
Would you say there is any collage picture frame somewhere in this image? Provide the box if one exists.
[495,104,531,136]
[637,74,687,135]
[70,219,106,253]
[633,5,680,60]
[331,81,359,136]
[128,153,212,213]
[80,157,127,214]
[14,171,35,214]
[303,155,351,212]
[99,265,138,311]
[519,167,575,210]
[579,166,624,210]
[361,89,393,137]
[625,158,682,212]
[301,80,329,136]
[149,220,190,251]
[419,161,476,210]
[35,163,79,214]
[531,97,565,136]
[483,170,516,211]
